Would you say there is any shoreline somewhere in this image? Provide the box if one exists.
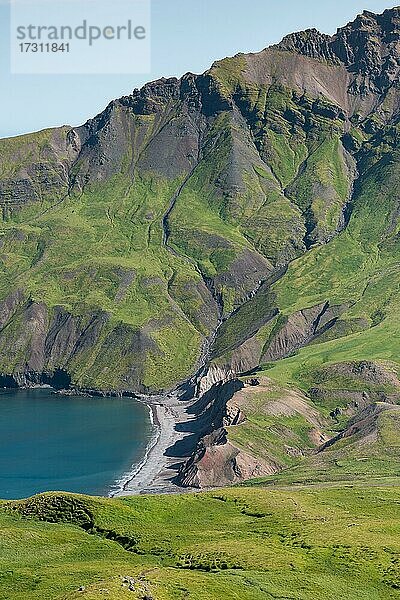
[3,382,198,497]
[110,392,197,496]
[108,400,162,497]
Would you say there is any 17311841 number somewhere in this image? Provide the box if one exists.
[19,43,70,53]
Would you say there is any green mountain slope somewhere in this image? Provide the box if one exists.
[3,7,400,599]
[1,8,400,488]
[1,8,399,394]
[3,486,400,599]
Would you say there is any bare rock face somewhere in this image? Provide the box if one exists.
[278,8,400,94]
[0,291,159,392]
[0,289,25,328]
[70,71,234,187]
[0,127,76,218]
[196,364,236,397]
[277,29,338,63]
[223,401,245,427]
[175,428,276,488]
[262,302,348,361]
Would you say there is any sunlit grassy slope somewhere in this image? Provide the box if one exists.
[250,148,400,390]
[0,76,378,391]
[3,486,400,599]
[0,171,207,389]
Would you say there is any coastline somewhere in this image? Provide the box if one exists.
[109,393,195,496]
[108,401,161,497]
[2,380,199,497]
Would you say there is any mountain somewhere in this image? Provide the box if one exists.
[1,7,400,487]
[3,7,400,599]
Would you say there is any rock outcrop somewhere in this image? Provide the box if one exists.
[262,302,349,361]
[278,8,400,95]
[176,427,275,488]
[174,376,329,489]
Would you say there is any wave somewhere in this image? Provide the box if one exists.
[108,399,160,497]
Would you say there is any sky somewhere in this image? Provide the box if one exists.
[0,0,396,138]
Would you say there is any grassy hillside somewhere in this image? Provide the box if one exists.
[257,149,400,408]
[2,485,400,599]
[0,39,399,393]
[0,171,210,389]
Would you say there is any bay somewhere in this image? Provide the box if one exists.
[0,388,153,499]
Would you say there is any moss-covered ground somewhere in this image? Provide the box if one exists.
[2,485,400,599]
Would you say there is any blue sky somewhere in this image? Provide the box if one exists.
[0,0,395,138]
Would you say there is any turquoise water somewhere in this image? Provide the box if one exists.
[0,388,153,499]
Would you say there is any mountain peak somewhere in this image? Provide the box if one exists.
[277,6,400,93]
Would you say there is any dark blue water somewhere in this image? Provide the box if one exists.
[0,388,153,499]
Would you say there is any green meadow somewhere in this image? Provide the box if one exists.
[2,485,400,600]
